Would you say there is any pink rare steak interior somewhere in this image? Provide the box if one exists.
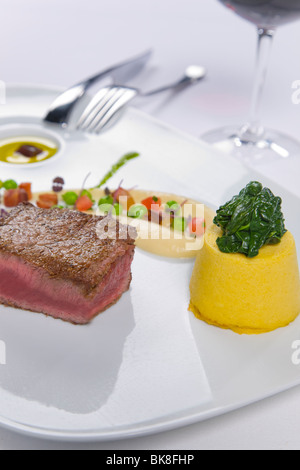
[0,203,135,324]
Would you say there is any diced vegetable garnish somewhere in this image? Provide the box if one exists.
[62,191,78,206]
[36,193,58,209]
[114,203,122,216]
[166,200,177,208]
[81,189,94,202]
[128,204,148,219]
[4,190,19,207]
[52,177,65,193]
[19,182,32,200]
[4,188,28,207]
[3,179,18,190]
[141,196,162,211]
[101,203,122,216]
[75,195,93,212]
[98,195,114,206]
[99,203,113,215]
[172,217,188,232]
[165,200,181,215]
[0,209,8,218]
[189,217,206,237]
[98,195,123,215]
[53,176,65,184]
[18,189,28,203]
[113,188,135,210]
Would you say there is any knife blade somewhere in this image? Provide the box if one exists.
[44,49,152,126]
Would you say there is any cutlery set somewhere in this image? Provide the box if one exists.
[44,51,206,135]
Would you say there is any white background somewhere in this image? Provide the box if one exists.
[1,0,300,450]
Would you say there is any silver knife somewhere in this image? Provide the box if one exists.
[44,49,152,126]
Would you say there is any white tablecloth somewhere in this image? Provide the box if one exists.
[1,0,300,450]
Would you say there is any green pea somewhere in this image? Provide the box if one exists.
[99,203,113,215]
[3,179,18,190]
[98,202,122,216]
[172,217,188,232]
[165,200,181,215]
[62,191,78,206]
[128,204,148,219]
[114,203,122,216]
[98,195,114,206]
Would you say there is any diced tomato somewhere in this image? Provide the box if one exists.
[18,188,29,203]
[189,217,206,237]
[4,190,19,207]
[36,193,58,209]
[113,187,135,210]
[4,189,28,207]
[19,182,32,200]
[75,195,93,212]
[141,196,162,211]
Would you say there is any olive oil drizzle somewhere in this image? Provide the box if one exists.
[0,137,58,164]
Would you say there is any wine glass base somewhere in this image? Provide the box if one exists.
[202,126,300,163]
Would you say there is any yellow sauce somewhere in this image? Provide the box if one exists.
[32,188,215,259]
[0,136,58,164]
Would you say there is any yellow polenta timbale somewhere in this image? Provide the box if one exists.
[189,224,300,334]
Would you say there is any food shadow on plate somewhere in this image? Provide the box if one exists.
[0,293,135,415]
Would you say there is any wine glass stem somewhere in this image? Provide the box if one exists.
[243,27,275,139]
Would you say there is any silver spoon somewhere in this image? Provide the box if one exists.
[141,65,207,97]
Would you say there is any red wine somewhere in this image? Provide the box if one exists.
[219,0,300,28]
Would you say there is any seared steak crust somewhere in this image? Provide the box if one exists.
[0,203,135,295]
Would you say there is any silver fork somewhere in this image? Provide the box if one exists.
[43,50,152,126]
[76,65,206,134]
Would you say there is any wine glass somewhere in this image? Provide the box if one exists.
[202,0,300,162]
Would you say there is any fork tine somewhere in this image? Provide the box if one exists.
[77,87,129,132]
[76,87,110,130]
[77,87,121,130]
[93,88,137,134]
[85,88,129,132]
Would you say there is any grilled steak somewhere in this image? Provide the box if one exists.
[0,203,135,324]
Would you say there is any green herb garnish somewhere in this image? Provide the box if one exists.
[166,200,178,208]
[62,191,78,206]
[213,181,287,258]
[94,152,140,189]
[3,179,18,190]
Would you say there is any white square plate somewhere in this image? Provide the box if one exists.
[0,85,299,442]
